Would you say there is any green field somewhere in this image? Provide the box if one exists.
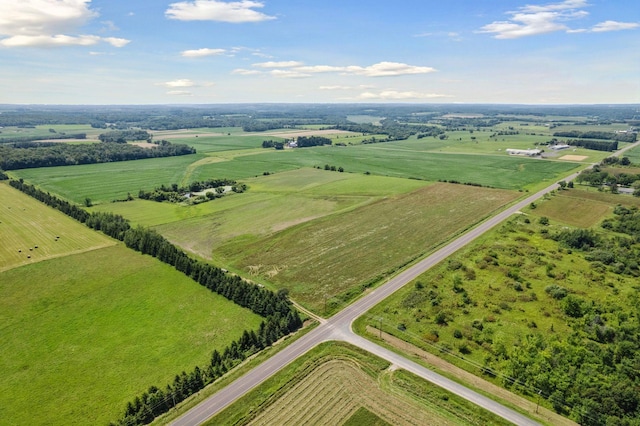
[191,142,580,190]
[205,341,513,426]
[10,131,581,208]
[0,244,262,425]
[215,182,518,312]
[0,124,102,142]
[12,153,204,204]
[0,182,115,271]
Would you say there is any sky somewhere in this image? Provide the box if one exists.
[0,0,638,104]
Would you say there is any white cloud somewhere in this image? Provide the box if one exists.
[162,79,195,87]
[167,90,193,96]
[270,69,310,78]
[358,90,451,100]
[295,65,344,73]
[166,0,275,23]
[103,37,130,47]
[241,61,435,77]
[252,60,303,68]
[0,0,130,48]
[344,62,436,77]
[181,48,226,57]
[479,0,590,39]
[232,68,262,75]
[319,85,354,90]
[591,20,640,32]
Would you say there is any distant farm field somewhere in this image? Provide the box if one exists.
[11,135,580,210]
[216,182,519,312]
[12,153,204,204]
[206,342,512,426]
[191,143,580,190]
[0,244,262,425]
[0,182,115,271]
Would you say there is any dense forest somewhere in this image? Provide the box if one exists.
[7,178,303,426]
[0,141,195,170]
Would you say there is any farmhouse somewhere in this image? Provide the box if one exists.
[506,148,542,157]
[550,144,571,150]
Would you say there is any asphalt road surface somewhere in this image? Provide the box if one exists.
[172,144,640,426]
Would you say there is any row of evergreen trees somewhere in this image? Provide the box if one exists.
[8,178,303,425]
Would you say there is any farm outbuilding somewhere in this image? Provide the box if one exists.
[506,149,542,157]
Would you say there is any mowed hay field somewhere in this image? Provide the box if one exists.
[206,342,512,426]
[0,182,115,272]
[0,244,263,425]
[217,182,519,312]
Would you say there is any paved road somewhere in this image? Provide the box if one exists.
[173,145,640,426]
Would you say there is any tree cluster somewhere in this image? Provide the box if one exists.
[576,159,640,192]
[0,170,8,180]
[565,139,618,152]
[138,179,240,203]
[553,206,640,276]
[8,179,302,425]
[296,135,332,147]
[261,139,284,149]
[98,130,152,143]
[0,141,195,170]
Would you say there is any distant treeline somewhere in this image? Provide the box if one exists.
[0,133,87,144]
[0,141,195,170]
[335,121,444,142]
[8,178,303,426]
[98,130,152,143]
[553,130,637,143]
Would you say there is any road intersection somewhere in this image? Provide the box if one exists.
[172,141,640,426]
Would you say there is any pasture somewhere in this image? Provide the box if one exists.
[0,244,263,425]
[206,342,512,426]
[216,182,519,312]
[0,182,115,272]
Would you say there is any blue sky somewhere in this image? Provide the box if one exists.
[0,0,638,104]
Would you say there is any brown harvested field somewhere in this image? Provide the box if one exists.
[247,359,452,426]
[219,183,519,311]
[558,155,588,161]
[0,183,115,272]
